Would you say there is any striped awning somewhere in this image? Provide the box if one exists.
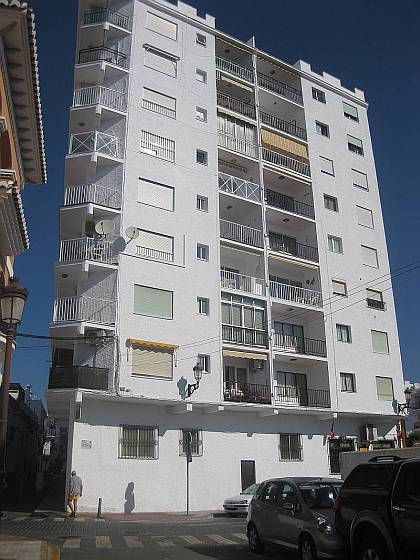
[127,338,179,350]
[223,350,268,360]
[261,129,308,159]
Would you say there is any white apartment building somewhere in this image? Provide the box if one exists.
[46,0,405,512]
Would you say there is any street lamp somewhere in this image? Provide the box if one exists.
[186,363,204,398]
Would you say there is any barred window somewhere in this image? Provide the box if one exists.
[279,433,303,461]
[179,429,203,457]
[140,130,175,162]
[119,426,158,459]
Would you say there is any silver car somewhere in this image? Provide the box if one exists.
[223,483,260,514]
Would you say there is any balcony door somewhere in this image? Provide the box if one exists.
[275,371,307,405]
[274,322,304,353]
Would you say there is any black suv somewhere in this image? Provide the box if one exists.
[334,456,420,560]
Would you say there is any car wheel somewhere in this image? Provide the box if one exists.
[248,524,264,553]
[299,535,317,560]
[356,538,390,560]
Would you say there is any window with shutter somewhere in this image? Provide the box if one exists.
[357,206,374,228]
[352,169,368,190]
[133,285,173,319]
[362,245,379,268]
[371,330,389,354]
[144,46,178,77]
[142,88,176,118]
[138,178,174,211]
[347,134,364,155]
[146,12,177,40]
[136,230,173,261]
[140,130,175,162]
[320,156,334,175]
[376,376,394,400]
[132,346,173,378]
[343,102,359,122]
[332,279,347,296]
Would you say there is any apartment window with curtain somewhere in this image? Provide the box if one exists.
[119,426,158,459]
[131,345,174,379]
[316,121,329,137]
[376,377,394,401]
[197,297,209,315]
[196,150,208,165]
[332,279,347,297]
[336,324,352,343]
[279,433,303,461]
[196,69,207,83]
[133,285,173,319]
[371,330,389,354]
[341,372,356,392]
[312,88,326,103]
[196,107,207,122]
[328,235,343,254]
[179,429,203,457]
[343,102,359,122]
[196,244,209,261]
[196,194,208,211]
[197,354,210,373]
[218,114,258,158]
[324,194,338,212]
[221,292,266,347]
[347,135,364,156]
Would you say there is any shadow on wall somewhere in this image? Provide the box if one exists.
[177,376,187,400]
[124,482,135,513]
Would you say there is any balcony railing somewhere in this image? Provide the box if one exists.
[257,72,303,105]
[222,325,268,347]
[78,46,128,69]
[262,147,310,177]
[216,56,254,83]
[223,382,271,404]
[53,296,116,325]
[60,238,117,265]
[273,334,327,357]
[366,298,386,311]
[69,131,122,159]
[217,91,256,119]
[274,386,331,408]
[218,131,258,158]
[64,184,121,209]
[220,219,263,248]
[49,366,109,391]
[260,111,307,141]
[83,8,131,30]
[265,189,314,219]
[270,281,322,308]
[136,246,174,262]
[221,270,265,297]
[73,86,127,112]
[268,232,319,263]
[218,172,261,203]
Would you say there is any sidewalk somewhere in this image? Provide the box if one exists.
[82,510,222,523]
[0,535,59,560]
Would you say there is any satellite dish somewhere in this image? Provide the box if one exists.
[95,220,115,236]
[112,236,127,255]
[125,226,139,241]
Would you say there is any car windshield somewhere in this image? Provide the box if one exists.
[241,483,259,495]
[298,482,342,509]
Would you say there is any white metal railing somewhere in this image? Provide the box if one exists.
[262,147,310,177]
[53,296,116,325]
[140,131,175,162]
[221,270,265,296]
[220,219,263,248]
[73,86,127,112]
[64,184,120,208]
[218,131,258,158]
[60,238,117,265]
[69,131,122,159]
[218,172,261,203]
[142,98,176,119]
[270,281,323,308]
[83,8,131,30]
[136,246,174,262]
[216,56,254,83]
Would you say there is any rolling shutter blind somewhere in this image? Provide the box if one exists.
[357,206,374,228]
[146,12,177,39]
[366,289,382,301]
[371,331,389,353]
[348,135,363,148]
[362,245,379,268]
[132,346,173,378]
[343,102,359,119]
[332,280,346,296]
[352,169,368,189]
[144,47,177,77]
[133,285,173,319]
[138,179,174,210]
[137,230,173,253]
[320,156,334,175]
[143,88,176,111]
[376,377,393,400]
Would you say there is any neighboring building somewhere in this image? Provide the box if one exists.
[0,0,47,366]
[404,382,420,432]
[47,0,404,512]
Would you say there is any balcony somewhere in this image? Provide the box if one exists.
[273,334,327,357]
[136,246,174,262]
[78,46,128,69]
[269,232,318,263]
[260,111,307,141]
[367,298,386,311]
[53,296,116,325]
[222,325,268,347]
[223,382,271,405]
[217,91,256,120]
[48,366,109,391]
[262,147,310,177]
[274,386,331,408]
[83,8,131,30]
[59,238,117,265]
[221,270,265,297]
[270,281,322,308]
[69,131,122,160]
[218,172,261,203]
[257,72,303,105]
[64,184,121,209]
[218,131,258,159]
[265,189,314,219]
[220,219,263,248]
[73,86,127,113]
[216,56,254,83]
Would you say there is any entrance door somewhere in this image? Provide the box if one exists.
[241,460,256,491]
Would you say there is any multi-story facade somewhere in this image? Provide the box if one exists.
[47,0,404,512]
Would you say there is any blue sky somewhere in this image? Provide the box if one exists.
[12,0,420,400]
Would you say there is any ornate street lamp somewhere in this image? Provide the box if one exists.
[186,363,204,398]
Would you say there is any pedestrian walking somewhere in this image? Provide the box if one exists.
[68,470,83,518]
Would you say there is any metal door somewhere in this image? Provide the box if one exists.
[241,460,256,491]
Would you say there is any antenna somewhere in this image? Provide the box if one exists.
[95,220,115,237]
[125,226,139,244]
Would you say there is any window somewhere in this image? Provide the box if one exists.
[312,88,326,103]
[346,464,394,488]
[142,87,176,118]
[352,170,368,192]
[119,426,158,459]
[196,244,209,261]
[357,206,374,228]
[144,46,178,78]
[279,433,303,461]
[221,292,266,346]
[179,429,203,456]
[371,330,389,354]
[320,156,334,175]
[137,230,173,261]
[343,101,359,122]
[140,130,175,162]
[332,279,347,297]
[146,12,177,40]
[131,345,173,379]
[348,134,364,156]
[197,297,209,315]
[336,324,352,343]
[196,69,207,83]
[197,354,210,373]
[316,121,329,137]
[262,481,281,504]
[328,235,343,254]
[196,194,208,211]
[196,150,208,165]
[376,376,394,401]
[366,289,385,310]
[133,285,173,319]
[196,107,207,122]
[196,33,207,46]
[362,245,379,268]
[138,178,174,211]
[341,372,356,392]
[324,194,338,212]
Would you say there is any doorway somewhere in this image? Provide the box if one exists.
[241,460,256,491]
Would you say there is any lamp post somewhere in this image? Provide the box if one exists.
[397,387,413,448]
[186,363,204,398]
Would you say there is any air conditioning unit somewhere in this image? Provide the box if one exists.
[249,359,264,371]
[362,424,378,442]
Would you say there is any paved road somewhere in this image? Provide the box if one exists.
[0,514,297,559]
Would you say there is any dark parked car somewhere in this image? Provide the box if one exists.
[246,477,344,560]
[334,456,420,560]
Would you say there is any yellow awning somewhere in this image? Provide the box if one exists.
[261,129,308,159]
[217,73,254,92]
[127,339,179,350]
[223,350,268,360]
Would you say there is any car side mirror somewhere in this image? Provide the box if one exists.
[283,502,294,511]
